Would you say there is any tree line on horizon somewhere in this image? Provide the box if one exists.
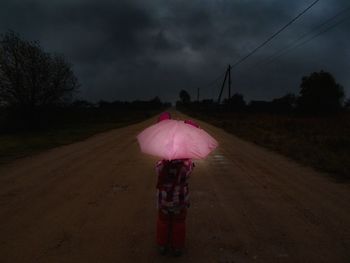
[1,30,349,133]
[177,70,349,115]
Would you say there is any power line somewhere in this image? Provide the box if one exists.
[286,16,349,52]
[201,71,226,91]
[193,70,226,100]
[254,6,350,68]
[231,0,320,69]
[234,12,350,91]
[192,0,321,100]
[260,15,350,69]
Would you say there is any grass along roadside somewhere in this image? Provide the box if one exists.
[181,109,350,182]
[0,109,161,165]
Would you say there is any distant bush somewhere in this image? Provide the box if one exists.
[297,70,344,115]
[179,90,191,105]
[344,99,350,111]
[98,97,169,111]
[0,95,170,133]
[223,93,246,112]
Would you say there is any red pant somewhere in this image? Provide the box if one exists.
[156,209,187,249]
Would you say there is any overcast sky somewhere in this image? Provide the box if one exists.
[0,0,349,103]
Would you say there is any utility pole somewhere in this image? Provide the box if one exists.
[197,88,199,101]
[217,65,231,104]
[228,64,231,99]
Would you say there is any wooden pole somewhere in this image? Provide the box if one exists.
[228,64,231,99]
[217,68,228,104]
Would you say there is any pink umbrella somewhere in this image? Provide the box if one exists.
[158,112,171,122]
[137,119,218,160]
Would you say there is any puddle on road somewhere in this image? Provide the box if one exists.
[194,152,232,174]
[210,153,231,165]
[212,154,226,161]
[203,153,233,173]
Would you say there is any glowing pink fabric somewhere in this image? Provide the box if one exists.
[184,119,199,128]
[157,112,171,122]
[137,119,218,160]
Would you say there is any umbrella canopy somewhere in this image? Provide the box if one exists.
[137,119,218,160]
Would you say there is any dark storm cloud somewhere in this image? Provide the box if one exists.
[0,0,349,103]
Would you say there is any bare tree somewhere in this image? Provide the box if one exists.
[0,31,79,110]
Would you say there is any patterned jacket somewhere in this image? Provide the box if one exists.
[156,159,194,213]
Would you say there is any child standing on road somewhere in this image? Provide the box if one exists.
[155,158,194,256]
[154,112,198,256]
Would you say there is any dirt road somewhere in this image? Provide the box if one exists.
[1,110,349,263]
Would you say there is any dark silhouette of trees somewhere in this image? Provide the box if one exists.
[344,99,350,111]
[0,31,79,111]
[247,94,296,113]
[297,70,344,114]
[270,93,296,113]
[179,89,191,104]
[98,97,168,111]
[223,93,246,111]
[71,100,95,108]
[248,100,271,113]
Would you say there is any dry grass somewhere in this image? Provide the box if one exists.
[183,110,350,182]
[0,109,161,165]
